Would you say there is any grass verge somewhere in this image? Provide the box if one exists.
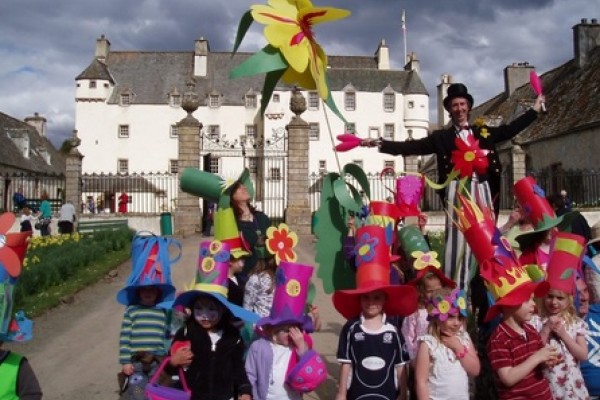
[16,247,131,318]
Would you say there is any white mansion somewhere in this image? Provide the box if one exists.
[75,35,430,178]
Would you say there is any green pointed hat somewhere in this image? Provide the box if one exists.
[180,168,254,207]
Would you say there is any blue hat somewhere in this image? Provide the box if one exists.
[173,240,259,323]
[116,234,181,307]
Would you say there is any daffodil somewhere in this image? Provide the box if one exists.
[251,0,350,99]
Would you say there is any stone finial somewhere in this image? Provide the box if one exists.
[290,88,307,117]
[67,130,83,156]
[182,79,200,115]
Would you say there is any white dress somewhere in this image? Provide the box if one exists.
[418,331,471,400]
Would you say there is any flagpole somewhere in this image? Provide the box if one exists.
[402,9,407,66]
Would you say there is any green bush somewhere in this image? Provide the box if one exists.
[14,228,134,305]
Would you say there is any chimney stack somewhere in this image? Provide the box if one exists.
[375,39,390,70]
[573,18,600,68]
[504,62,534,97]
[95,34,111,62]
[24,112,47,137]
[404,52,420,73]
[194,37,209,77]
[437,74,452,127]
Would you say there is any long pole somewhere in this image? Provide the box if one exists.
[402,9,407,66]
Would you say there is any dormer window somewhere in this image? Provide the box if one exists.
[209,94,220,108]
[170,94,181,107]
[245,93,257,108]
[383,85,395,112]
[344,91,356,111]
[273,94,280,103]
[89,80,97,89]
[120,93,131,106]
[37,148,51,165]
[7,131,30,158]
[308,91,319,110]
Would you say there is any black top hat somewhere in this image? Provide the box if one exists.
[443,83,474,111]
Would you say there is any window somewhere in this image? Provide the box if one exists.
[384,124,395,140]
[319,160,326,172]
[369,127,380,139]
[270,167,282,181]
[89,80,97,89]
[408,101,415,109]
[169,159,179,174]
[120,94,130,106]
[384,93,395,112]
[272,94,280,103]
[207,125,220,139]
[345,122,356,134]
[384,160,395,170]
[309,123,320,141]
[245,94,257,108]
[118,125,130,138]
[118,159,129,174]
[245,125,257,139]
[209,157,220,174]
[209,94,220,108]
[248,157,258,174]
[407,129,414,140]
[308,91,319,110]
[344,91,356,111]
[170,125,178,138]
[352,160,363,169]
[170,94,181,107]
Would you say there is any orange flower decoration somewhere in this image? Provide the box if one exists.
[0,213,31,278]
[266,223,298,265]
[451,136,489,178]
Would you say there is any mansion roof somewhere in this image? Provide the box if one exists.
[76,50,428,106]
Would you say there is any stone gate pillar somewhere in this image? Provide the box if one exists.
[174,80,202,237]
[65,131,83,220]
[511,144,527,183]
[285,89,311,238]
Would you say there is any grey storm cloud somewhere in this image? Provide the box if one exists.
[0,0,597,147]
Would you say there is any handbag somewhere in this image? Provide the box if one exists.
[145,356,191,400]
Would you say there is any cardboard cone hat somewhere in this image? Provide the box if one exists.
[180,167,254,207]
[333,225,418,319]
[546,232,586,295]
[173,240,259,323]
[213,207,250,258]
[395,174,424,217]
[116,234,180,306]
[367,202,401,262]
[398,225,455,288]
[453,194,549,322]
[256,261,314,331]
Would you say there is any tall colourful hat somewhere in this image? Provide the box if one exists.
[180,167,254,207]
[453,194,549,322]
[214,207,250,259]
[256,261,314,331]
[366,203,401,262]
[394,174,424,217]
[398,225,455,288]
[173,240,259,323]
[116,234,181,307]
[513,176,564,248]
[546,232,586,295]
[0,212,33,342]
[333,225,418,319]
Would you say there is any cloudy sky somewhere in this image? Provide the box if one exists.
[1,0,598,147]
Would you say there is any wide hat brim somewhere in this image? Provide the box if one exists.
[116,283,176,306]
[514,214,564,249]
[333,284,418,320]
[172,290,259,323]
[484,280,549,322]
[256,313,314,333]
[408,266,456,289]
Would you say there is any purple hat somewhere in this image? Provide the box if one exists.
[256,261,314,332]
[173,240,259,323]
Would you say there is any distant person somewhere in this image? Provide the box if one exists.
[118,191,129,214]
[560,189,573,210]
[12,186,27,211]
[58,201,76,234]
[37,191,52,236]
[202,201,215,237]
[20,206,34,232]
[547,192,591,244]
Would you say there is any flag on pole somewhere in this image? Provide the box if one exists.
[401,9,406,31]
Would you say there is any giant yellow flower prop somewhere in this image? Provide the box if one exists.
[231,0,350,121]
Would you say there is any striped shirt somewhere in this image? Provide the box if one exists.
[119,305,168,364]
[488,321,552,400]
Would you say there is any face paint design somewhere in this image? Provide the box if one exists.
[193,297,223,324]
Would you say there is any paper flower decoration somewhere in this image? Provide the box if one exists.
[450,136,489,178]
[335,133,362,152]
[355,232,379,265]
[266,223,298,264]
[427,288,467,321]
[231,0,350,121]
[411,250,441,271]
[0,213,25,278]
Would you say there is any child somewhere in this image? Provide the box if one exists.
[414,288,480,399]
[246,261,327,400]
[20,206,34,232]
[333,224,419,400]
[169,240,259,399]
[0,213,41,399]
[116,234,180,396]
[452,193,558,400]
[244,244,277,317]
[530,232,589,399]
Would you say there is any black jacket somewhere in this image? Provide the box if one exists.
[170,322,252,400]
[380,109,538,209]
